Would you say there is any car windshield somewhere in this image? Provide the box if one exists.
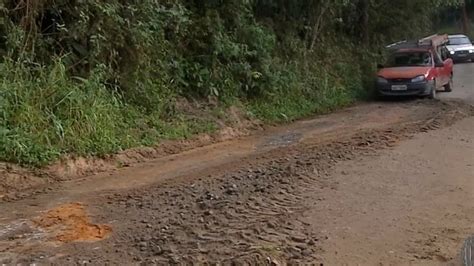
[385,52,432,67]
[448,37,471,45]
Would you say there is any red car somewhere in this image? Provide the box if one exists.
[376,35,454,99]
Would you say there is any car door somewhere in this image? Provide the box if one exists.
[433,50,448,87]
[440,46,454,81]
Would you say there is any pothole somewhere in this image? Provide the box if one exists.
[260,132,303,148]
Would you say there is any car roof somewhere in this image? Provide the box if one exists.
[448,34,469,38]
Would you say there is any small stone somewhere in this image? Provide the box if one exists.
[291,236,307,243]
[141,236,152,242]
[204,210,213,216]
[152,245,163,255]
[267,222,277,229]
[291,253,302,260]
[267,257,281,266]
[302,249,313,257]
[197,201,209,209]
[169,256,180,264]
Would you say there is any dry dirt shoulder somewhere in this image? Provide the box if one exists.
[307,116,474,265]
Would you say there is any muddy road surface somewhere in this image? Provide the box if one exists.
[1,63,474,265]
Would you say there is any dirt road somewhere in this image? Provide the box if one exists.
[1,64,474,265]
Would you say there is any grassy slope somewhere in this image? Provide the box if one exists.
[0,58,367,167]
[0,4,375,167]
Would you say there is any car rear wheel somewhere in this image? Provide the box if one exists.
[444,75,453,92]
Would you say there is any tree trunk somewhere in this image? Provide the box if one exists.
[462,0,469,35]
[308,2,330,51]
[360,0,370,45]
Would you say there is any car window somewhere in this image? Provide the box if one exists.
[440,47,449,60]
[448,37,471,45]
[386,52,432,67]
[433,51,443,64]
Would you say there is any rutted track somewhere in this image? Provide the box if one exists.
[1,98,473,264]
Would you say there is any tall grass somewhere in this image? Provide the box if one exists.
[0,59,217,166]
[248,48,369,122]
[0,59,127,165]
[0,55,368,166]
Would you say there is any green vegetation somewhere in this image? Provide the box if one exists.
[0,0,465,166]
[436,0,474,37]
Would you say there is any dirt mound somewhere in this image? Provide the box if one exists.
[33,203,111,243]
[0,163,54,200]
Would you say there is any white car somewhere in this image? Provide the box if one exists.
[446,34,474,63]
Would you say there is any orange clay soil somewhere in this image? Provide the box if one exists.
[33,202,111,242]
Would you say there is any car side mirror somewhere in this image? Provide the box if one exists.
[435,62,444,68]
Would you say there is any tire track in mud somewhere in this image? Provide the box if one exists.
[2,100,473,265]
[15,100,469,265]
